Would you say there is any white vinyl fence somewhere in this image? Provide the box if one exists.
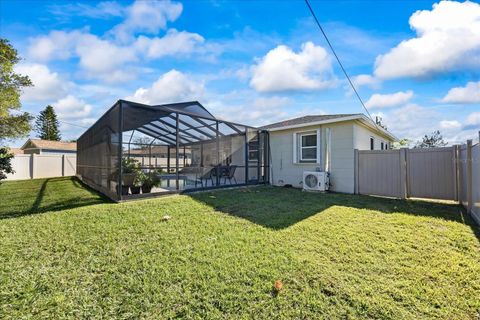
[354,137,480,225]
[5,154,76,180]
[355,147,457,200]
[459,140,480,225]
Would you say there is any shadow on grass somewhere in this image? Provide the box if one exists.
[189,186,479,238]
[0,177,111,220]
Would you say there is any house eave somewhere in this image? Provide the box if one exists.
[265,114,398,142]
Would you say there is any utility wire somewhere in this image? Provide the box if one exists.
[304,0,375,122]
[9,109,90,129]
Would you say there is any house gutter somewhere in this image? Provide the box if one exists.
[265,114,398,142]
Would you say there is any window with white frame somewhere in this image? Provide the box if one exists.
[293,130,320,164]
[300,132,317,162]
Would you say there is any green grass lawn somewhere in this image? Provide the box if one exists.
[1,177,479,319]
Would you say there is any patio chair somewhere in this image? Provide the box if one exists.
[223,165,237,185]
[200,167,215,187]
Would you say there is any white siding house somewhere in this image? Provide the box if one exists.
[263,114,397,194]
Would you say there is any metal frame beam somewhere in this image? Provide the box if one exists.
[194,117,225,137]
[151,120,201,143]
[144,123,194,144]
[146,122,200,143]
[167,115,216,139]
[137,127,176,146]
[223,122,243,134]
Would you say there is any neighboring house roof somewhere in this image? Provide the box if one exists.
[21,139,77,151]
[9,148,24,155]
[261,113,398,141]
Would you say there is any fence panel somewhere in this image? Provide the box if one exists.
[357,147,457,201]
[33,155,63,178]
[7,155,31,180]
[357,150,404,198]
[406,147,456,200]
[5,154,77,181]
[471,144,480,223]
[65,155,77,176]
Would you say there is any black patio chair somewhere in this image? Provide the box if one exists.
[223,165,237,185]
[200,167,215,187]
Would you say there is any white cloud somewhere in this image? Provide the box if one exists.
[52,95,93,120]
[352,74,381,89]
[28,30,83,62]
[250,42,335,92]
[111,0,183,42]
[75,33,137,78]
[127,70,204,104]
[28,30,137,82]
[365,90,414,109]
[15,63,69,102]
[441,81,480,104]
[379,104,439,141]
[467,112,480,125]
[49,1,124,19]
[440,120,462,130]
[135,29,204,59]
[374,104,479,144]
[252,96,291,109]
[27,24,208,83]
[374,1,480,79]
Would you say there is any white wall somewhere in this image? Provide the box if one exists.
[268,120,395,194]
[269,121,356,193]
[353,123,391,150]
[5,154,77,180]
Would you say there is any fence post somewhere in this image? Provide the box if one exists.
[399,148,407,199]
[354,149,359,194]
[453,145,459,202]
[31,154,36,179]
[62,154,66,177]
[466,140,473,214]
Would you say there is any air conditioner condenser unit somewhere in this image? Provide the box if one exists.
[303,171,330,192]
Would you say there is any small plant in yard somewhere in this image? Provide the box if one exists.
[136,169,162,193]
[0,147,14,183]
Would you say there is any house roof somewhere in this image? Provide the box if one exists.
[9,148,24,155]
[260,114,360,130]
[21,139,77,151]
[261,113,398,141]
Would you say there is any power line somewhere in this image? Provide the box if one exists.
[304,0,375,122]
[9,109,90,129]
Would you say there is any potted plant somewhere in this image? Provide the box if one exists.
[122,157,140,186]
[114,157,141,195]
[138,169,162,193]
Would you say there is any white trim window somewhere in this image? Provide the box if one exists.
[293,129,320,164]
[300,133,317,161]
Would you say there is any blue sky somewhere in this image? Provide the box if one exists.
[1,0,479,146]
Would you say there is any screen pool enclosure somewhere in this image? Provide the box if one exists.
[77,100,269,201]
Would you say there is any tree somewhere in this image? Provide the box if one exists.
[0,147,14,183]
[0,38,33,142]
[375,116,388,130]
[415,130,448,148]
[392,138,411,149]
[35,105,61,141]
